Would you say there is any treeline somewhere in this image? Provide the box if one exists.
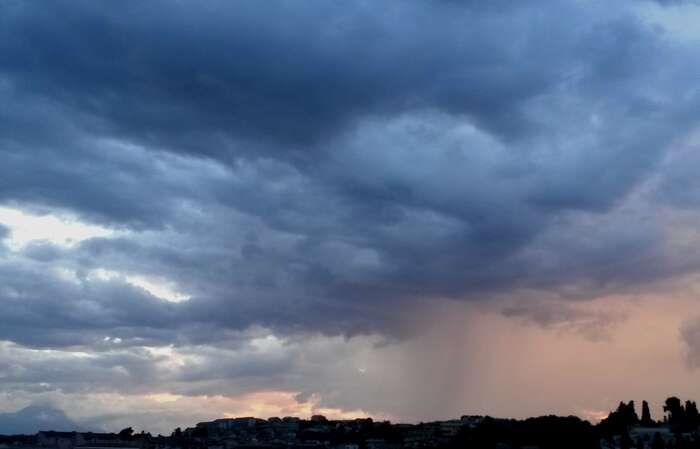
[448,416,599,449]
[600,398,700,434]
[448,397,700,449]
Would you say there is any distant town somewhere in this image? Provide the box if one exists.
[3,397,700,449]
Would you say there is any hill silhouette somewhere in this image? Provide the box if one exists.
[0,405,81,435]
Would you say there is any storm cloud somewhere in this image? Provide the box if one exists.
[2,0,700,433]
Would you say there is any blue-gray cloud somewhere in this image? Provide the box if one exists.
[2,0,700,431]
[1,0,698,340]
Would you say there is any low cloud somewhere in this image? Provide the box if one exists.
[680,318,700,368]
[501,299,628,341]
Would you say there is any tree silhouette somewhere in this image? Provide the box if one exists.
[599,400,639,435]
[191,426,208,438]
[685,400,699,429]
[641,400,655,427]
[627,401,639,424]
[664,397,685,429]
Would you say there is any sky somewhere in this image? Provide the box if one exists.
[3,0,700,435]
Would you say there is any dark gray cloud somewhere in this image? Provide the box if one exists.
[2,0,700,431]
[0,257,181,348]
[0,0,698,343]
[0,1,562,152]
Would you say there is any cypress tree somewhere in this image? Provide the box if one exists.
[641,400,654,427]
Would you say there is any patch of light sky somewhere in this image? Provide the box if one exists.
[0,205,190,303]
[634,1,700,43]
[0,205,113,250]
[88,269,191,303]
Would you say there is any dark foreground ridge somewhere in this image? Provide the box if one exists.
[2,397,700,449]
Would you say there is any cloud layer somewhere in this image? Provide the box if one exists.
[3,0,700,434]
